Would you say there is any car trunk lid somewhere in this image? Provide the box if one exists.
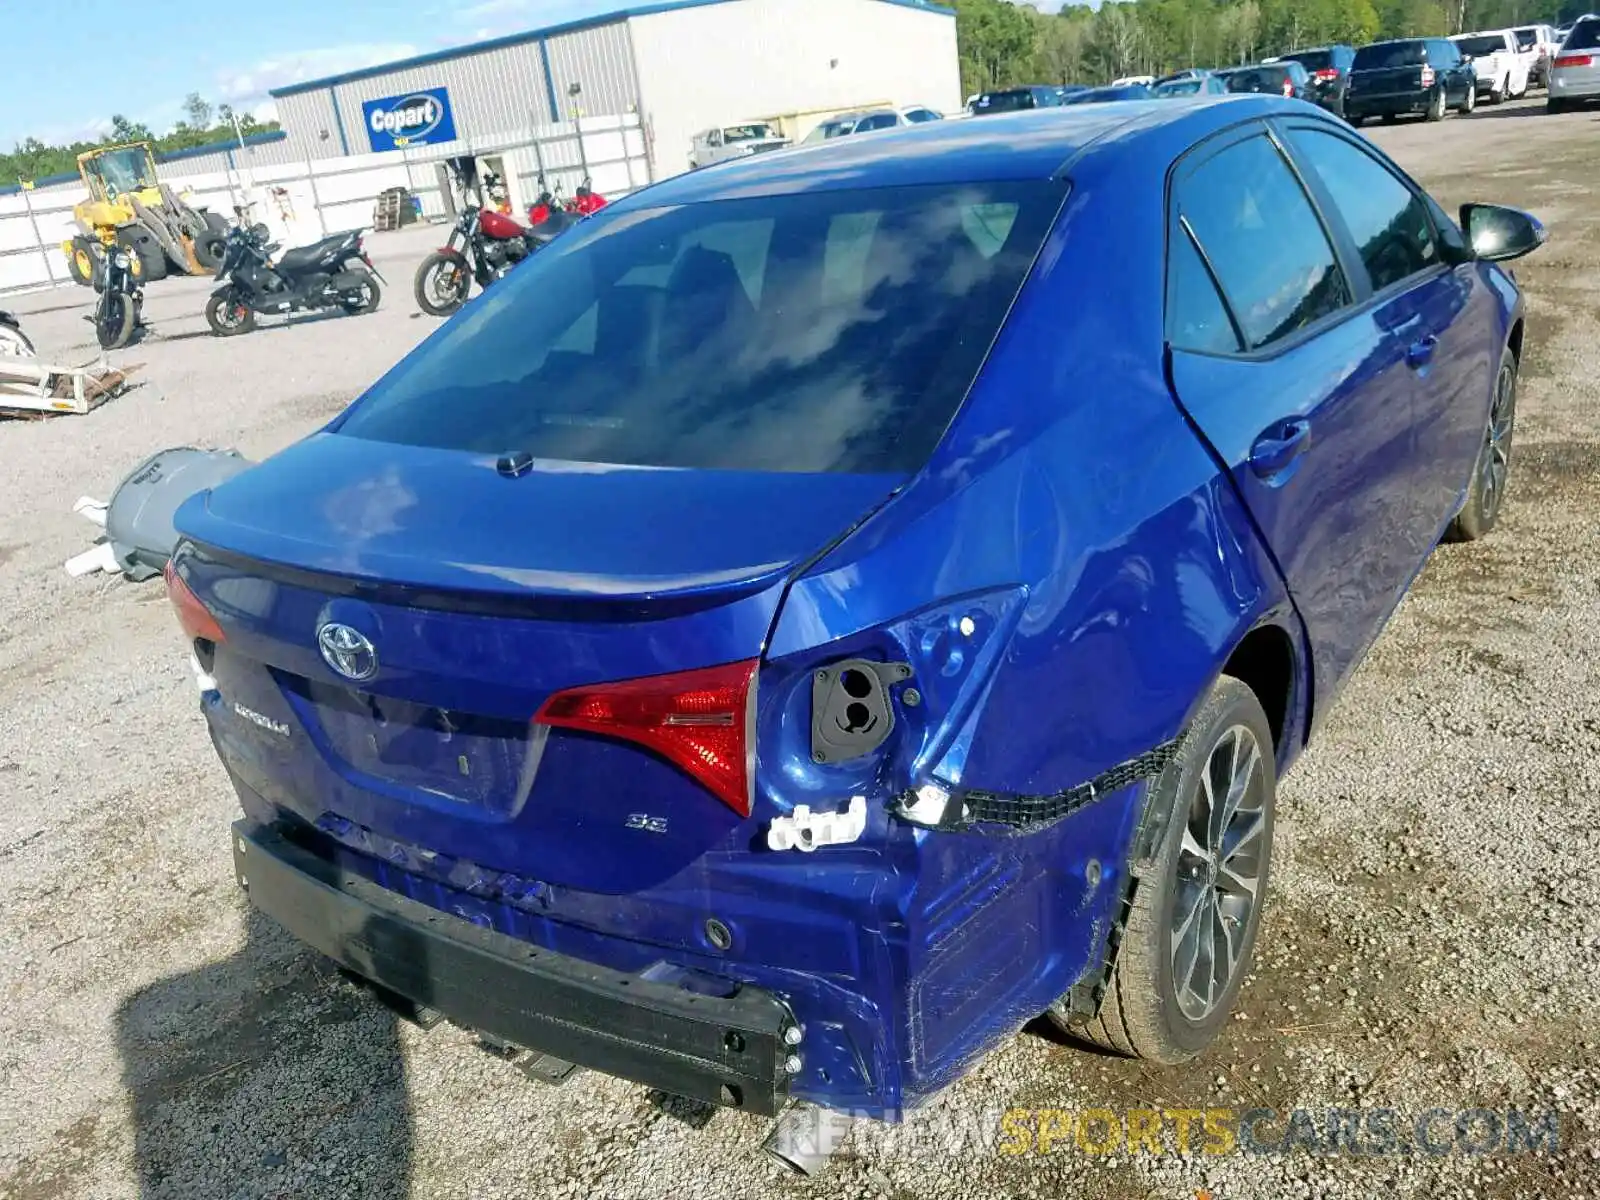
[178,433,900,892]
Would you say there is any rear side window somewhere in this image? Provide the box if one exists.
[1354,41,1426,69]
[1167,229,1241,354]
[1286,129,1438,292]
[855,113,899,132]
[338,182,1065,474]
[1222,67,1288,93]
[1176,134,1349,350]
[1566,20,1600,50]
[1284,49,1333,70]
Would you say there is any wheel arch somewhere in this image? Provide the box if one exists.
[1219,618,1303,759]
[1507,316,1525,365]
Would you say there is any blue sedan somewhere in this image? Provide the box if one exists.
[167,97,1542,1141]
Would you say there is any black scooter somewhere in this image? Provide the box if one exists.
[93,239,143,350]
[206,222,383,337]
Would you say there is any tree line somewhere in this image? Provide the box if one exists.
[955,0,1596,95]
[2,93,281,186]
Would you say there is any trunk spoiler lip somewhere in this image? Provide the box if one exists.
[176,536,793,621]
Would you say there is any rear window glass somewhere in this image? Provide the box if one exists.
[1566,20,1600,50]
[1353,41,1427,69]
[1512,28,1539,48]
[1454,35,1507,57]
[975,89,1043,112]
[1222,67,1288,93]
[1282,49,1333,69]
[338,183,1065,474]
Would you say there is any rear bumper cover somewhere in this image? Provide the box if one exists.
[1346,92,1432,115]
[232,821,796,1115]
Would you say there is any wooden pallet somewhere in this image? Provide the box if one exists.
[0,358,141,418]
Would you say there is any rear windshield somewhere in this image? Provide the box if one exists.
[1512,28,1539,48]
[1222,66,1288,92]
[1154,79,1204,96]
[1353,41,1427,69]
[338,183,1065,474]
[1454,35,1507,57]
[1281,49,1333,69]
[1566,20,1600,50]
[974,89,1046,112]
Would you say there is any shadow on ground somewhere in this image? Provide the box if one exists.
[116,909,413,1198]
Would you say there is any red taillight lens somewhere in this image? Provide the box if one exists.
[1555,53,1593,67]
[1282,78,1295,96]
[534,659,758,816]
[1313,67,1340,80]
[1420,65,1436,86]
[164,561,225,644]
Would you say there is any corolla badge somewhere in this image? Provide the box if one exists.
[318,623,378,681]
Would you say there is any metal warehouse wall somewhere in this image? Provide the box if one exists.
[629,0,960,177]
[273,89,348,160]
[545,21,643,120]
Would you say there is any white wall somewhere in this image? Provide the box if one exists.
[630,0,960,178]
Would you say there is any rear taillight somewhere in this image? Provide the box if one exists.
[1281,77,1295,96]
[534,660,758,816]
[1555,53,1593,67]
[1313,67,1340,80]
[1420,65,1436,86]
[164,561,225,644]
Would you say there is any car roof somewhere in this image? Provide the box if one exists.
[616,96,1305,208]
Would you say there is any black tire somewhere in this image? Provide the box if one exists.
[96,291,135,350]
[66,236,98,287]
[1447,353,1517,542]
[1053,676,1277,1063]
[119,229,168,282]
[205,292,256,337]
[192,232,226,271]
[1547,97,1568,114]
[341,268,382,315]
[203,210,229,236]
[1346,113,1365,127]
[1458,82,1477,114]
[1381,112,1398,124]
[1425,87,1447,121]
[414,251,471,317]
[0,323,34,357]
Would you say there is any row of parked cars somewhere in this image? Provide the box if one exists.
[966,13,1598,124]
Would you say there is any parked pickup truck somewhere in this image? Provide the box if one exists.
[689,122,790,170]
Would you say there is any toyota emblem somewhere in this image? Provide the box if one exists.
[317,623,378,682]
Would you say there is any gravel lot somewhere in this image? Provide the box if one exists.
[2,100,1598,1200]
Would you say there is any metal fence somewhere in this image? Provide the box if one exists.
[0,112,651,295]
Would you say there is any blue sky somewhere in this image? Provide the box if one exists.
[4,0,1066,149]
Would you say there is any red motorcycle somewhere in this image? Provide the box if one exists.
[412,205,532,318]
[524,177,604,228]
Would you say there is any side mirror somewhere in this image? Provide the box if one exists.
[1460,203,1547,263]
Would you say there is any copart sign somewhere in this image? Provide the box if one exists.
[362,87,457,151]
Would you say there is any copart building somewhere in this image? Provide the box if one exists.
[267,0,961,208]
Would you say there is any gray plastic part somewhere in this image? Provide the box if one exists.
[104,446,254,581]
[810,659,913,765]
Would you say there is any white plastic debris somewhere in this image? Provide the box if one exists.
[767,795,868,853]
[72,496,108,527]
[64,541,119,577]
[189,652,217,694]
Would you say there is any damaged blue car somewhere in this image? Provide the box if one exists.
[167,95,1542,1161]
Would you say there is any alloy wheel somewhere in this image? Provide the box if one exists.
[1170,724,1267,1022]
[1480,364,1516,523]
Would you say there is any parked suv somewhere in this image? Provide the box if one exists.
[1345,38,1477,123]
[1512,24,1561,84]
[1273,45,1356,115]
[1451,30,1531,104]
[800,106,943,144]
[1548,16,1600,111]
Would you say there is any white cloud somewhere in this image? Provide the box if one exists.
[214,42,422,108]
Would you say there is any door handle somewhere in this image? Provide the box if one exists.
[1406,334,1439,368]
[1248,418,1312,477]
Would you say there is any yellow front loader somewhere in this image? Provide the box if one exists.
[60,143,230,287]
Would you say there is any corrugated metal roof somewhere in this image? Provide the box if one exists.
[269,0,954,97]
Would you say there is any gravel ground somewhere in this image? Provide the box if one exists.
[2,101,1598,1200]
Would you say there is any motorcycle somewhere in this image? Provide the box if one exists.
[93,236,143,350]
[527,176,608,226]
[413,205,532,318]
[206,223,382,337]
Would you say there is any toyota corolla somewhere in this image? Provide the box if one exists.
[166,95,1543,1160]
